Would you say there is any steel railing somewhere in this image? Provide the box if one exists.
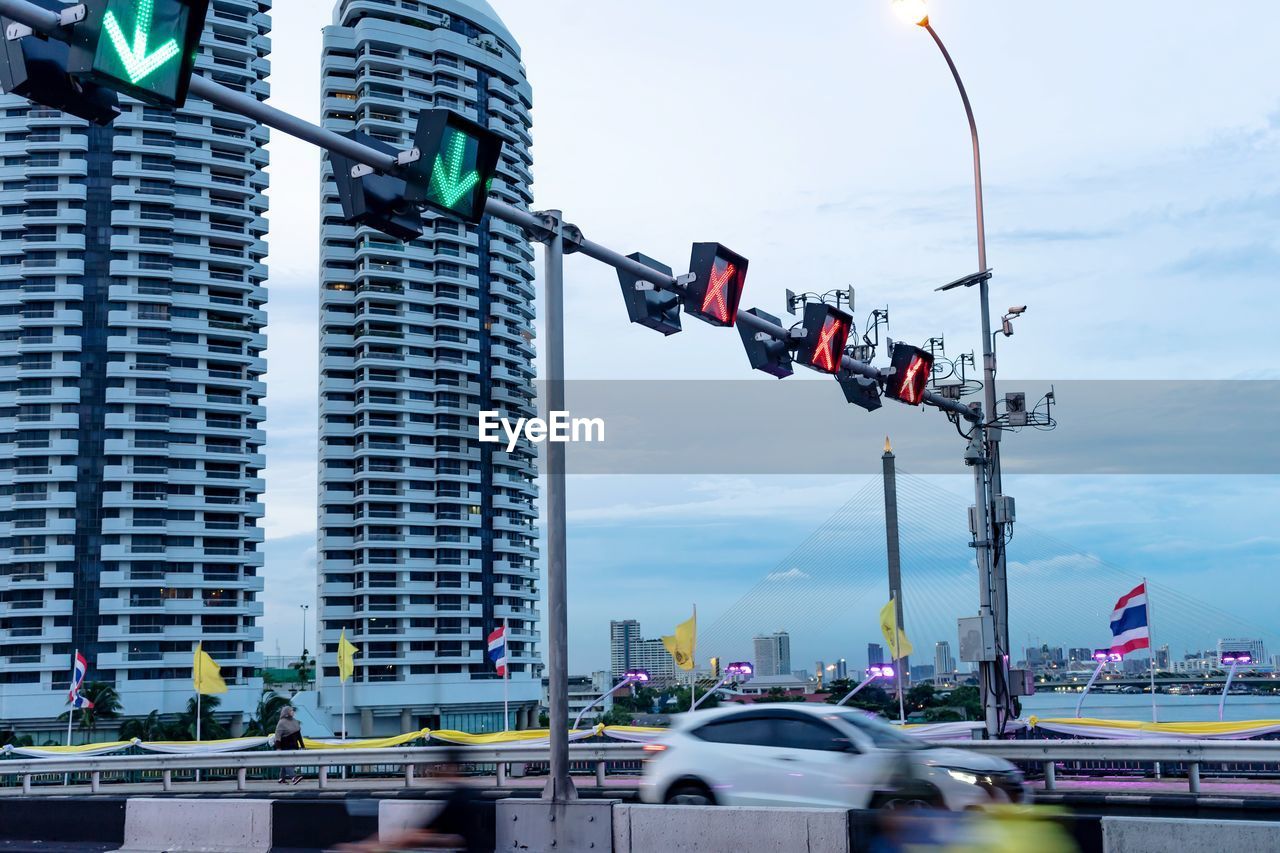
[3,739,1280,796]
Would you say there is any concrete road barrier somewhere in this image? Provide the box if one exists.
[121,798,273,853]
[613,804,849,853]
[1101,817,1280,853]
[378,799,444,842]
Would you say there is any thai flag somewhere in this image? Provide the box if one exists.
[487,625,508,677]
[1110,583,1150,657]
[68,651,94,710]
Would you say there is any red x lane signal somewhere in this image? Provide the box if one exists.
[685,243,748,327]
[797,303,852,375]
[885,343,934,406]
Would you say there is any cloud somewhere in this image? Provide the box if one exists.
[766,568,812,581]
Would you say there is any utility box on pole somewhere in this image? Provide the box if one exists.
[958,615,996,662]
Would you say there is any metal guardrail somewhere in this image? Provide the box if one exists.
[0,744,644,795]
[3,739,1280,796]
[959,739,1280,794]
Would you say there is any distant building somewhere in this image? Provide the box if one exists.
[609,620,675,682]
[1218,639,1266,664]
[835,658,848,680]
[868,643,885,668]
[815,660,825,688]
[934,642,955,677]
[1171,657,1216,673]
[1068,648,1094,665]
[910,665,935,682]
[737,674,810,696]
[753,632,792,678]
[1154,645,1171,669]
[542,672,615,724]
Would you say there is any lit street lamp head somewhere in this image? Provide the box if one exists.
[892,0,930,27]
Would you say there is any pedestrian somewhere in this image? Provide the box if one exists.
[333,749,486,851]
[275,705,304,784]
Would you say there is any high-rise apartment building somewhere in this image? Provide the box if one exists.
[753,631,791,678]
[609,619,675,683]
[316,0,539,735]
[1218,639,1265,664]
[934,641,955,678]
[0,0,272,735]
[867,643,884,668]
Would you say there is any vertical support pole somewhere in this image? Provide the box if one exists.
[497,762,507,786]
[162,769,172,791]
[237,767,247,791]
[1043,761,1056,791]
[318,765,328,789]
[1188,762,1200,794]
[972,422,998,737]
[404,762,414,788]
[22,774,31,795]
[883,440,909,710]
[596,760,606,788]
[90,771,100,793]
[540,211,576,804]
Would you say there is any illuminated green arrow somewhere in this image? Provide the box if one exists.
[103,0,181,85]
[429,129,482,210]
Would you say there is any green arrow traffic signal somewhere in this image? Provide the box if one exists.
[69,0,211,109]
[404,109,505,225]
[429,128,482,210]
[102,0,181,85]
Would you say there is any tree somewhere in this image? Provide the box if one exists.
[905,682,936,711]
[172,695,228,741]
[761,687,806,703]
[119,711,167,742]
[245,691,292,737]
[59,682,123,735]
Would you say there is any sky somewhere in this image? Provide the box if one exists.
[254,2,1280,671]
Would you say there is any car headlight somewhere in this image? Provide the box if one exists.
[945,768,979,785]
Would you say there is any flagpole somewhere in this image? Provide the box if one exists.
[196,692,202,742]
[1145,577,1157,723]
[893,594,906,726]
[66,648,76,747]
[503,617,510,732]
[342,677,348,741]
[66,707,74,747]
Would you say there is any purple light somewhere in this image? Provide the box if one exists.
[881,665,895,678]
[867,665,895,679]
[625,669,651,683]
[726,661,754,678]
[1109,653,1123,662]
[1093,650,1110,663]
[1221,653,1252,666]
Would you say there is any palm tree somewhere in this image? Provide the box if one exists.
[118,710,167,742]
[58,682,123,737]
[173,695,227,741]
[245,690,292,737]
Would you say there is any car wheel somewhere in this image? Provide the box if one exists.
[878,796,936,811]
[664,780,715,806]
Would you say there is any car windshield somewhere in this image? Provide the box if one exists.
[826,709,933,750]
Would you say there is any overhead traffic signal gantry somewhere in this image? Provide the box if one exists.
[884,342,934,406]
[685,243,747,327]
[617,253,681,336]
[737,308,793,377]
[796,302,852,374]
[0,0,120,125]
[403,108,504,225]
[329,132,424,242]
[69,0,211,107]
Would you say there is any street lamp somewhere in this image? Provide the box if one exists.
[892,0,1014,735]
[692,661,754,710]
[1219,653,1251,721]
[572,669,650,730]
[836,665,896,707]
[299,604,310,657]
[1075,650,1122,718]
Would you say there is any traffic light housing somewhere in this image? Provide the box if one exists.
[0,4,120,126]
[617,253,681,336]
[837,370,882,412]
[68,0,211,108]
[685,243,747,327]
[796,302,852,375]
[737,308,792,378]
[885,343,934,406]
[329,132,423,242]
[403,109,504,225]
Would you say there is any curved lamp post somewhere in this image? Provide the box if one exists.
[573,669,650,731]
[892,0,1014,735]
[1075,650,1122,718]
[837,665,896,706]
[692,661,754,711]
[1219,653,1251,721]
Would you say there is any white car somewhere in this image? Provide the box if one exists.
[638,704,1028,811]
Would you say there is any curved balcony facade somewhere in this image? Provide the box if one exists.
[0,0,271,734]
[318,0,539,736]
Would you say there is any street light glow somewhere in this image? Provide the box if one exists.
[892,0,929,27]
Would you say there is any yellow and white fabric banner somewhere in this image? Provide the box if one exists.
[304,729,430,750]
[430,726,602,746]
[138,737,272,754]
[1027,716,1280,740]
[3,741,134,758]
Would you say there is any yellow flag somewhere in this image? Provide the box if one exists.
[879,599,913,659]
[338,629,360,683]
[193,642,227,695]
[661,609,697,671]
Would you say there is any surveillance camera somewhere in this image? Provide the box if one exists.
[1007,306,1027,316]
